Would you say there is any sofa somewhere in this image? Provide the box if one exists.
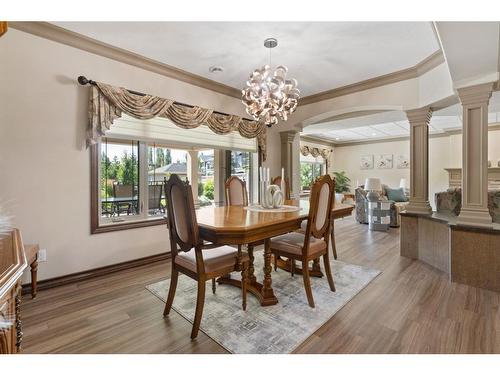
[435,188,500,223]
[355,185,410,227]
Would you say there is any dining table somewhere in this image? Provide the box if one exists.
[196,199,355,306]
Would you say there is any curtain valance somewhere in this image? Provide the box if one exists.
[300,145,331,160]
[86,82,267,160]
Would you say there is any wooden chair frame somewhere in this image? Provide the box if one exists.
[271,176,291,200]
[224,175,248,206]
[270,174,336,308]
[163,174,249,339]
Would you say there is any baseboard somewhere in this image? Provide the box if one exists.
[21,252,171,296]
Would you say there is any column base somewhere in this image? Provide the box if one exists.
[456,208,492,228]
[405,200,432,215]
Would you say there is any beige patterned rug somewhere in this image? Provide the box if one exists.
[146,253,380,354]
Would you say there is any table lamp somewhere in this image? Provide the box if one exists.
[364,178,381,202]
[399,178,408,189]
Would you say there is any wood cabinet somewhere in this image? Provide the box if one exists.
[0,229,27,354]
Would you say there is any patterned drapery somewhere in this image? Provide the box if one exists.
[86,82,267,160]
[300,145,331,160]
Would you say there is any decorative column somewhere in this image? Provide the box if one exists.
[405,107,433,215]
[456,82,494,227]
[280,130,299,198]
[187,150,199,207]
[213,149,226,206]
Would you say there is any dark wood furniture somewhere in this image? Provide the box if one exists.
[163,174,249,339]
[23,244,39,299]
[224,175,248,206]
[274,202,355,275]
[0,229,27,354]
[269,175,336,307]
[272,176,291,200]
[197,197,314,306]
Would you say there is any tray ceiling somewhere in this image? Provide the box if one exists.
[52,22,440,97]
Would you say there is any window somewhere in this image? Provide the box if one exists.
[100,139,141,221]
[91,115,259,233]
[93,138,192,233]
[198,150,215,207]
[228,150,253,200]
[300,161,325,192]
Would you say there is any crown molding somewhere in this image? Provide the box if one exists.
[9,21,242,99]
[299,50,445,106]
[10,22,449,106]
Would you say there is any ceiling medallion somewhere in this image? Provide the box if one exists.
[242,38,300,128]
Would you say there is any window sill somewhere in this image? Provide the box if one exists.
[92,216,167,234]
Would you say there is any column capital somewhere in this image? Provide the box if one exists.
[457,82,494,106]
[280,130,297,143]
[405,107,432,126]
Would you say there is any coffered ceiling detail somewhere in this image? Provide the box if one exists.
[303,92,500,144]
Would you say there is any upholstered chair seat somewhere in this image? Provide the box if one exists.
[270,232,327,257]
[270,174,336,308]
[163,174,249,340]
[175,246,250,273]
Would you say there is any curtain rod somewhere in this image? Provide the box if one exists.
[77,76,254,121]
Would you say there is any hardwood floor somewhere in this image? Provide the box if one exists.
[21,215,500,353]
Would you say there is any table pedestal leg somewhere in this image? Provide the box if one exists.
[247,244,257,285]
[260,239,278,305]
[216,241,278,306]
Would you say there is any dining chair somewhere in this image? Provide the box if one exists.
[271,176,291,200]
[163,174,249,339]
[223,175,255,289]
[148,183,164,214]
[225,175,248,206]
[269,174,336,308]
[113,184,134,215]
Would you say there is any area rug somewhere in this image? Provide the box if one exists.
[146,253,380,354]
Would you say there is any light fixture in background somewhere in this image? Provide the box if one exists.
[242,38,300,128]
[364,178,382,202]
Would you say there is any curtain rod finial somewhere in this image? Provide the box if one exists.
[78,76,89,85]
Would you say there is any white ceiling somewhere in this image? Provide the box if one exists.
[435,22,500,87]
[53,22,440,97]
[303,92,500,143]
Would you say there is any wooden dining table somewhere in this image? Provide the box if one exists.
[196,200,354,306]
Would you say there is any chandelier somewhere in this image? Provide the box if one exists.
[242,38,300,127]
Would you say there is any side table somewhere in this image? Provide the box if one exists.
[368,200,392,231]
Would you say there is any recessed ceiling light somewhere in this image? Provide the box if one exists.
[335,137,340,140]
[209,66,224,73]
[372,133,377,136]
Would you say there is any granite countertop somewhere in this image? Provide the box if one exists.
[401,210,500,233]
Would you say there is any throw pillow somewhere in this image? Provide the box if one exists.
[385,187,408,202]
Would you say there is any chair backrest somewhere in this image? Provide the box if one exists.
[113,184,133,198]
[304,174,335,241]
[148,184,163,210]
[164,174,199,255]
[272,176,291,200]
[225,176,248,206]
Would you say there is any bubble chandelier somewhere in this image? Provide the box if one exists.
[242,38,300,128]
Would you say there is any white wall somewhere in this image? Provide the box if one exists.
[331,128,500,209]
[0,29,247,280]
